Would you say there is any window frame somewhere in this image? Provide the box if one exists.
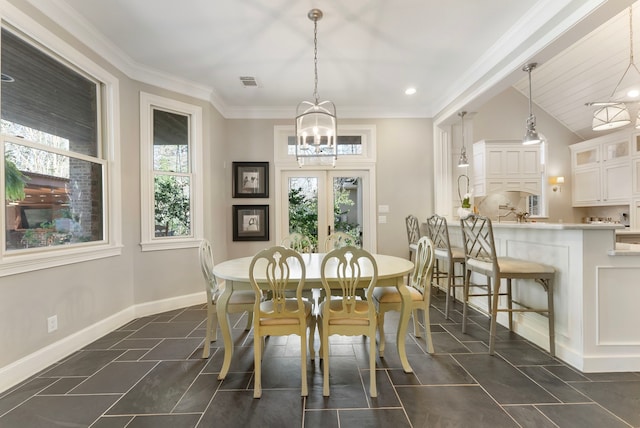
[0,12,121,277]
[139,92,203,251]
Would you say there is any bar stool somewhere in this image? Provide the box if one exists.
[426,214,466,319]
[405,214,421,261]
[460,214,555,356]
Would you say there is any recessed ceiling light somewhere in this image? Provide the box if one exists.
[628,89,639,98]
[405,87,416,95]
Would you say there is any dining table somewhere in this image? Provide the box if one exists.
[212,252,415,380]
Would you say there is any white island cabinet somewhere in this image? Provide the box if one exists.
[448,221,640,373]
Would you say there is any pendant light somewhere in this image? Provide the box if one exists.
[295,9,337,167]
[457,111,469,167]
[589,6,637,131]
[522,63,542,145]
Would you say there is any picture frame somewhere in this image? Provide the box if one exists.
[232,161,269,198]
[232,205,269,241]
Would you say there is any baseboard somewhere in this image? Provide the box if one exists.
[0,291,206,394]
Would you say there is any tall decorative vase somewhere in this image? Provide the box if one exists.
[457,207,472,219]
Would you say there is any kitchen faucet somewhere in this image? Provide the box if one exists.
[498,206,529,223]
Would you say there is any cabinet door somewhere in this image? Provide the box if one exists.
[603,162,631,203]
[573,144,599,168]
[573,167,600,206]
[603,140,629,162]
[634,199,640,230]
[634,158,640,196]
[633,134,640,156]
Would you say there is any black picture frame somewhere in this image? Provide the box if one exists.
[232,161,269,198]
[232,205,269,241]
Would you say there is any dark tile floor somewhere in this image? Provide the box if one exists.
[1,294,639,428]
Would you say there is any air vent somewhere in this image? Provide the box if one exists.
[239,76,258,87]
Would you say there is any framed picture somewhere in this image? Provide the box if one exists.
[232,161,269,198]
[233,205,269,241]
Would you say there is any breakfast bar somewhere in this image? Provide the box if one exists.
[448,221,640,372]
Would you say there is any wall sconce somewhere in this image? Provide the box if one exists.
[549,176,564,192]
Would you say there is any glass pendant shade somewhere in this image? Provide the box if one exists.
[523,115,542,145]
[295,100,337,166]
[457,147,469,167]
[522,63,542,145]
[592,103,631,131]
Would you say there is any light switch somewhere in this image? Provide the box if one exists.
[378,215,387,224]
[378,205,389,213]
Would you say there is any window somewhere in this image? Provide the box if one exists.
[1,23,120,276]
[139,93,203,251]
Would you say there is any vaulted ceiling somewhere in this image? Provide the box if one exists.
[28,0,637,139]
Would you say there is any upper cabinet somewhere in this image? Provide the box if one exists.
[570,131,631,206]
[472,139,541,196]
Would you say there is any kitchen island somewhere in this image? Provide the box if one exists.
[447,221,640,372]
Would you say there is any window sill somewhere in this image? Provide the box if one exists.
[140,238,200,252]
[0,244,123,277]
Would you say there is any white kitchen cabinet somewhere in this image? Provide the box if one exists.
[570,132,631,206]
[472,139,541,196]
[634,199,640,230]
[634,157,640,195]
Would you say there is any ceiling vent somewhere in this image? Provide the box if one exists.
[239,76,258,88]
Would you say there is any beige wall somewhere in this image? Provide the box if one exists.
[222,118,434,260]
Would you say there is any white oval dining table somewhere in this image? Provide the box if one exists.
[212,252,415,380]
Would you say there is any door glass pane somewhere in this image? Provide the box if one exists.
[287,176,319,251]
[332,176,362,246]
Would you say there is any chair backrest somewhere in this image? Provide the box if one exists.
[324,231,358,252]
[249,246,306,321]
[199,239,220,300]
[406,215,421,245]
[409,236,435,299]
[426,214,453,258]
[321,246,378,318]
[459,214,499,271]
[281,232,314,253]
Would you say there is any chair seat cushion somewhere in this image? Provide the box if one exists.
[259,299,312,325]
[319,299,372,325]
[468,257,554,276]
[372,286,423,303]
[228,290,256,305]
[434,246,465,262]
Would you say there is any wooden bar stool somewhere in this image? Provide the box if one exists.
[460,214,555,356]
[426,214,466,319]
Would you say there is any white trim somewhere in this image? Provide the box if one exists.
[0,3,122,276]
[139,92,204,252]
[0,291,206,394]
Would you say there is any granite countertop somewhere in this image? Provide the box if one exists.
[451,221,624,230]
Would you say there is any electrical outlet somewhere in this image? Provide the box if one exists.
[47,315,58,333]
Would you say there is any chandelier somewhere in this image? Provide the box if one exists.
[588,6,639,131]
[295,9,337,167]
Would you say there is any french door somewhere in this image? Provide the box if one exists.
[279,169,373,252]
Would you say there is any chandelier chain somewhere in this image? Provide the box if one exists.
[313,18,319,104]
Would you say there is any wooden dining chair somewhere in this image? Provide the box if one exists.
[324,231,358,252]
[373,236,435,355]
[199,239,256,358]
[249,246,315,398]
[460,214,556,355]
[281,232,314,253]
[318,246,379,397]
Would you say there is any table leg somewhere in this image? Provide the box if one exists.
[395,278,413,373]
[216,280,234,380]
